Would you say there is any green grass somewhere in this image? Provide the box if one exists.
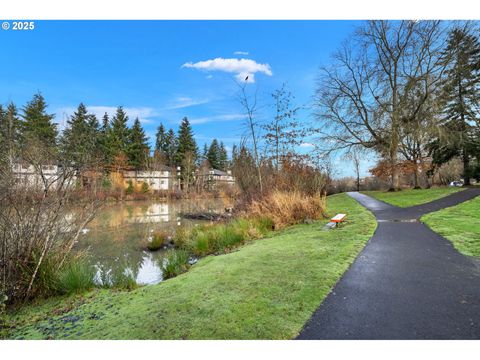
[362,187,464,207]
[5,193,376,340]
[422,196,480,257]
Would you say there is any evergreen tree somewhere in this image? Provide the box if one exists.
[219,142,228,171]
[20,93,57,151]
[127,117,150,170]
[176,117,198,188]
[164,128,178,167]
[431,27,480,185]
[0,103,20,161]
[101,112,110,133]
[176,117,198,165]
[61,103,101,169]
[98,112,113,167]
[202,143,208,160]
[108,106,131,161]
[155,123,167,154]
[207,139,220,169]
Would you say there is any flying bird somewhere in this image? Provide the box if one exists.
[245,75,249,81]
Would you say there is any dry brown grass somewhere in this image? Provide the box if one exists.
[246,190,327,229]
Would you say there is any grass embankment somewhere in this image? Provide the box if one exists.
[5,194,376,340]
[362,187,464,208]
[422,196,480,257]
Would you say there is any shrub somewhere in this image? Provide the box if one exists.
[246,190,326,229]
[160,250,191,279]
[125,180,134,195]
[56,259,95,294]
[147,230,171,251]
[141,182,150,194]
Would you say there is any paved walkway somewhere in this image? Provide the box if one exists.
[297,188,480,339]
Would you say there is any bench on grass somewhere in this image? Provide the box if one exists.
[330,213,346,225]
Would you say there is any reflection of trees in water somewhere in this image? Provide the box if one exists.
[77,199,232,285]
[93,251,163,285]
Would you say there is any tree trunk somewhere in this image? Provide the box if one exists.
[463,149,471,186]
[413,161,421,189]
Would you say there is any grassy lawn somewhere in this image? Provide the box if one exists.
[422,196,480,257]
[362,187,464,208]
[5,193,376,340]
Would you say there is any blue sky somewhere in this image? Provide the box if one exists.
[0,20,375,177]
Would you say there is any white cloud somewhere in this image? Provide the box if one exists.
[167,96,210,109]
[189,113,246,125]
[182,57,272,83]
[55,106,157,126]
[234,51,249,56]
[299,142,315,148]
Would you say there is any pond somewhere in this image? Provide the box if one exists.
[74,198,232,285]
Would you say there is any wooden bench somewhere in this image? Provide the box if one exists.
[330,213,346,226]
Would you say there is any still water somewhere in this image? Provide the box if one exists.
[74,198,231,285]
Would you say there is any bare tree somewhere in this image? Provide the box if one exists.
[346,147,362,191]
[236,81,264,193]
[315,20,446,190]
[262,83,302,172]
[0,141,100,302]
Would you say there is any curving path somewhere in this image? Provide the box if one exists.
[297,188,480,339]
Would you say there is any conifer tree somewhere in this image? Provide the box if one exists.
[20,93,57,151]
[164,128,178,167]
[207,139,220,169]
[430,27,480,184]
[0,103,20,165]
[127,117,150,170]
[202,143,209,161]
[99,112,112,166]
[176,117,198,188]
[155,123,167,154]
[219,141,228,171]
[108,106,131,161]
[176,117,198,165]
[61,103,101,169]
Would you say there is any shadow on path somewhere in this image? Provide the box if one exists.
[297,188,480,339]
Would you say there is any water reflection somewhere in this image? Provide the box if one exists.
[75,198,230,285]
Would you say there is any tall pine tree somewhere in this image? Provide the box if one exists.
[207,139,220,169]
[20,93,58,152]
[176,117,198,189]
[431,27,480,184]
[219,141,228,171]
[176,117,198,165]
[165,128,178,167]
[99,112,112,166]
[0,103,20,164]
[155,123,167,154]
[127,117,150,170]
[107,106,131,162]
[61,103,101,169]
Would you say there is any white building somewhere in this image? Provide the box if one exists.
[12,163,76,189]
[122,169,171,191]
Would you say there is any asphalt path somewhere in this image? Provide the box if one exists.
[297,188,480,339]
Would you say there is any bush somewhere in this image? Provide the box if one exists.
[56,259,95,294]
[160,250,191,279]
[147,230,171,251]
[125,180,134,195]
[141,182,150,194]
[246,190,326,229]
